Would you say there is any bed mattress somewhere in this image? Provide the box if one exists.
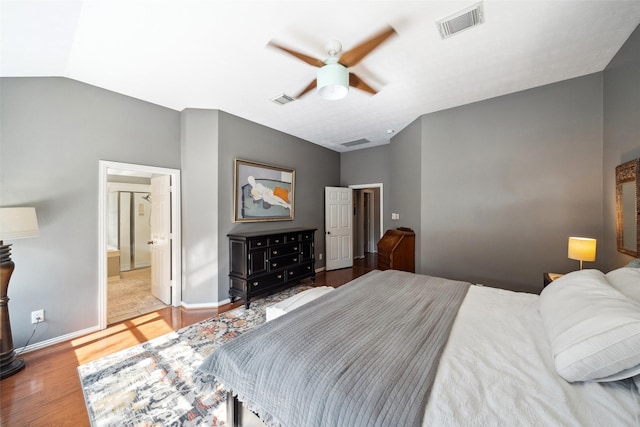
[423,285,640,426]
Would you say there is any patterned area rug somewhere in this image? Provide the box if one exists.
[78,285,312,426]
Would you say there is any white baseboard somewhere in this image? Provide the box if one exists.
[181,299,229,309]
[18,325,102,354]
[315,267,326,273]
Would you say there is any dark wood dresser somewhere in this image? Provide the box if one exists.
[377,228,415,273]
[228,228,316,308]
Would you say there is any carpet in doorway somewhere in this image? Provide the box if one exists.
[78,284,312,426]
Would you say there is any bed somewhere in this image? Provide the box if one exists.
[196,267,640,426]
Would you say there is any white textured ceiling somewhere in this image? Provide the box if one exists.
[2,1,640,152]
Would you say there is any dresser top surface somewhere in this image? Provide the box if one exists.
[227,227,317,238]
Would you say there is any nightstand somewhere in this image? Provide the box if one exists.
[543,272,564,287]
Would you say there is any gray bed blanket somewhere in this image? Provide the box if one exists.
[196,269,470,427]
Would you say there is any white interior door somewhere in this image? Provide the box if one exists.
[325,187,353,271]
[150,175,171,304]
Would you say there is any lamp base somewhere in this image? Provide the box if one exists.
[0,355,25,379]
[1,241,24,380]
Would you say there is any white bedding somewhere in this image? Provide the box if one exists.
[423,285,640,426]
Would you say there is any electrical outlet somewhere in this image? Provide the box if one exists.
[31,309,44,324]
[319,253,323,260]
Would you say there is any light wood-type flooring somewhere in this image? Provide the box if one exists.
[107,267,168,325]
[0,254,376,426]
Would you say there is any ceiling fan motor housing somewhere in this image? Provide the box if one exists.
[317,58,349,100]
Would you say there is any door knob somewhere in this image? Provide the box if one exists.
[147,241,155,245]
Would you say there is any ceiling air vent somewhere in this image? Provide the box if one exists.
[271,93,296,105]
[437,2,484,39]
[341,138,370,148]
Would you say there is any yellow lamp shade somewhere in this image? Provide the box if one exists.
[568,237,596,270]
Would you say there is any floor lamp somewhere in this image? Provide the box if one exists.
[1,207,39,379]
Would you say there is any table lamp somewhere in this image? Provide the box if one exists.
[0,207,39,379]
[568,236,596,270]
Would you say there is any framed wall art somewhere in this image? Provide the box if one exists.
[234,159,295,222]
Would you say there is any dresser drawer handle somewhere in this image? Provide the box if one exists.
[256,242,262,246]
[272,263,278,267]
[288,271,294,276]
[293,258,297,262]
[306,266,311,270]
[277,274,282,279]
[253,281,259,286]
[273,250,278,255]
[293,246,298,251]
[274,239,280,243]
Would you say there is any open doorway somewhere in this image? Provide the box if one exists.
[105,183,162,324]
[349,183,383,260]
[98,161,182,329]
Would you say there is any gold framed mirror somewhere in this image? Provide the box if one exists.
[616,158,640,257]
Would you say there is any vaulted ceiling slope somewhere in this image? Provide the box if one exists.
[2,1,640,152]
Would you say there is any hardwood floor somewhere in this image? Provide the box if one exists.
[0,255,376,427]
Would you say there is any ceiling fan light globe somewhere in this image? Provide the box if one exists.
[317,63,349,100]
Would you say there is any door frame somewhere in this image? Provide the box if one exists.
[98,160,182,330]
[349,183,384,250]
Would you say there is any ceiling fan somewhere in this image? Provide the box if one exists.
[268,25,397,100]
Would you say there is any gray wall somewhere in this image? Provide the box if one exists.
[603,24,640,271]
[344,74,605,293]
[181,109,220,304]
[0,77,180,346]
[341,144,392,229]
[390,119,423,263]
[419,75,604,293]
[217,112,340,302]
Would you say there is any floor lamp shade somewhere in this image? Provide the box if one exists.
[0,207,40,379]
[568,237,596,270]
[0,208,40,240]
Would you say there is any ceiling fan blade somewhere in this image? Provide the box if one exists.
[349,73,377,95]
[267,41,325,68]
[295,80,318,98]
[339,26,397,68]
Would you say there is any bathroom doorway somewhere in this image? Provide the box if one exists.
[98,161,182,329]
[106,185,160,324]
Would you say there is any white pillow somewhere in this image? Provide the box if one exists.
[606,267,640,303]
[539,269,640,382]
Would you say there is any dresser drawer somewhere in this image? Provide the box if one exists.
[286,262,314,280]
[269,243,300,258]
[249,271,285,291]
[269,254,300,270]
[249,238,268,250]
[268,235,286,245]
